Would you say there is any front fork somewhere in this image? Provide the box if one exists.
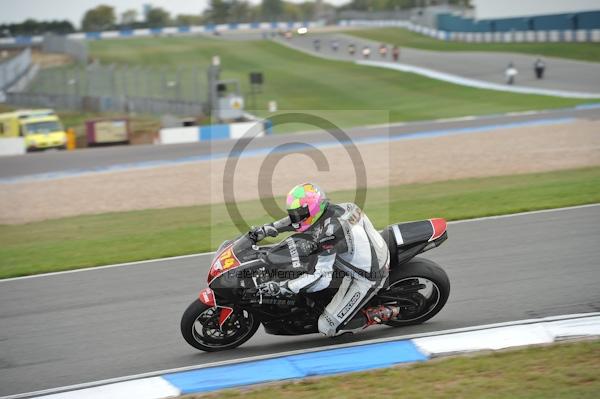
[198,288,234,329]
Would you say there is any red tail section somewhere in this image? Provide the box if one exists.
[429,218,447,241]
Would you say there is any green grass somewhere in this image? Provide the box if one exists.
[1,167,599,279]
[25,36,595,131]
[88,37,593,124]
[347,28,600,62]
[192,339,600,399]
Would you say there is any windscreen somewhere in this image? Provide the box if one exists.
[24,121,62,135]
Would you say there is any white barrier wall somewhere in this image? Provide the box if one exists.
[0,138,26,156]
[229,121,264,139]
[159,120,270,145]
[159,127,199,145]
[339,20,600,43]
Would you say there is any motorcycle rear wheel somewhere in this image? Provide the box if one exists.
[381,257,450,327]
[181,299,260,352]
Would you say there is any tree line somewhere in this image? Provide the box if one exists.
[0,20,75,37]
[79,1,331,32]
[0,0,469,37]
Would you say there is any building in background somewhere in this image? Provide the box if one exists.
[472,0,600,20]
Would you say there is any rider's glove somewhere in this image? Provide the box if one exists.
[257,281,294,297]
[249,224,278,242]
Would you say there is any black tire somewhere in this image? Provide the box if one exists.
[180,299,260,352]
[382,257,450,327]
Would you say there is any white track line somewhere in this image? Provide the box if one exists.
[1,203,597,283]
[3,312,598,399]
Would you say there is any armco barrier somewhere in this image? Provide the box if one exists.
[15,313,600,399]
[0,138,26,156]
[159,120,272,144]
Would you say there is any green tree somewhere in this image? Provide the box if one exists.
[120,9,138,26]
[146,7,171,27]
[81,5,116,31]
[262,0,283,20]
[230,1,251,23]
[205,0,232,23]
[297,2,317,20]
[175,14,203,26]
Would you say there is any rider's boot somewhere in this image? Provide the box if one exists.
[363,305,400,325]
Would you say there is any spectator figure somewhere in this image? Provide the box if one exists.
[331,40,339,52]
[534,58,546,79]
[313,39,321,51]
[392,46,400,62]
[362,46,371,59]
[284,31,292,40]
[505,62,518,85]
[348,43,356,56]
[379,43,388,58]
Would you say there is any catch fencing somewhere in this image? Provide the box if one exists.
[8,61,207,116]
[0,47,32,93]
[6,91,203,116]
[42,34,88,63]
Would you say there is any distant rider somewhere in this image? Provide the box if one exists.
[249,183,399,337]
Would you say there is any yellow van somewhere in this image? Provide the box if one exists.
[0,109,67,151]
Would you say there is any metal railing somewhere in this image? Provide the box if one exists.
[42,34,88,64]
[8,60,208,116]
[6,91,204,116]
[0,47,31,92]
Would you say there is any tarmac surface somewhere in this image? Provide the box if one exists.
[275,32,600,95]
[0,106,599,182]
[1,205,599,397]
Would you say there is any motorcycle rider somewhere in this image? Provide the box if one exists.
[249,183,399,337]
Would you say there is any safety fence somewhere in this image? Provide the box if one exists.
[6,91,203,116]
[0,48,31,93]
[27,62,207,102]
[338,20,600,43]
[41,34,88,63]
[8,61,207,116]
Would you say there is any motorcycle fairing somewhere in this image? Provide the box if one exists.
[391,218,447,247]
[208,243,242,283]
[382,218,448,268]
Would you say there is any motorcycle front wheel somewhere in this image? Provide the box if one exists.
[180,299,260,352]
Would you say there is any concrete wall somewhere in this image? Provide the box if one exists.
[159,120,271,145]
[0,138,26,156]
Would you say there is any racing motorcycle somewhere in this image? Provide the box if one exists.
[181,218,450,352]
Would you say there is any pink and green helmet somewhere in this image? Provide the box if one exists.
[286,183,328,232]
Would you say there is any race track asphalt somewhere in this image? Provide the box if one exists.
[1,205,599,397]
[276,32,600,94]
[0,106,599,181]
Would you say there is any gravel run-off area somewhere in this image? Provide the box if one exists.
[1,118,599,224]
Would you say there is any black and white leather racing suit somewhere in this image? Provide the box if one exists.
[266,202,390,336]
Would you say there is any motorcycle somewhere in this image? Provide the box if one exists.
[181,218,450,352]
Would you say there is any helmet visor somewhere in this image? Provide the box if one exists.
[288,206,310,224]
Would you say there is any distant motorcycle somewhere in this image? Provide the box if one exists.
[181,219,450,352]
